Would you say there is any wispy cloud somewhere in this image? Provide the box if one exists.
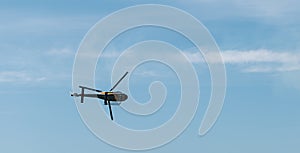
[134,70,164,77]
[178,0,300,22]
[221,49,300,64]
[0,71,46,83]
[99,48,300,73]
[184,49,300,73]
[46,47,75,56]
[0,46,74,86]
[0,14,97,35]
[233,0,300,19]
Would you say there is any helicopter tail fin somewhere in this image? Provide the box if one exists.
[70,89,84,103]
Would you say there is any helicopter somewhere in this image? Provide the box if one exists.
[71,72,128,120]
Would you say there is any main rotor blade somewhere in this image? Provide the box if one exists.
[110,72,128,91]
[79,86,102,92]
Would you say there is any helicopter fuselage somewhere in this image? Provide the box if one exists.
[98,91,128,101]
[73,91,128,102]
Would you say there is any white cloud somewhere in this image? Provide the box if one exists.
[99,47,300,73]
[184,49,300,73]
[134,70,163,77]
[95,47,300,73]
[46,48,74,56]
[178,0,300,21]
[221,49,300,64]
[0,14,97,35]
[233,0,299,18]
[0,71,46,83]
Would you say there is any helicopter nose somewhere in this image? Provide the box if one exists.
[115,93,128,101]
[123,94,128,101]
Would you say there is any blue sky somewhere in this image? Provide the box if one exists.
[1,0,300,153]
